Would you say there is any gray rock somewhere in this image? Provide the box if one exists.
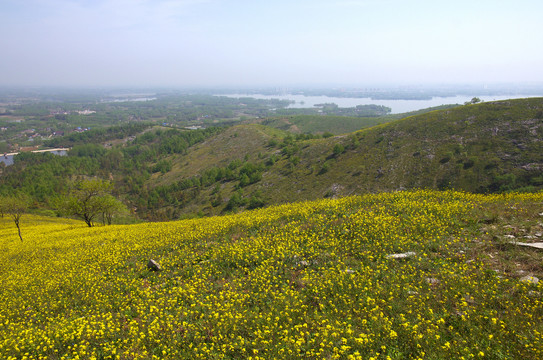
[147,259,162,271]
[520,275,539,285]
[513,242,543,250]
[426,277,440,285]
[386,251,416,259]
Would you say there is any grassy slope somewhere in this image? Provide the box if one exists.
[146,98,543,216]
[152,124,287,187]
[278,98,543,198]
[252,115,390,135]
[1,191,543,359]
[247,105,464,135]
[249,105,460,135]
[338,97,543,192]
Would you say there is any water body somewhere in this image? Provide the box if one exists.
[0,154,17,166]
[221,94,540,114]
[0,149,68,167]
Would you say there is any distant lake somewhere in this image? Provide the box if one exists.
[220,93,541,114]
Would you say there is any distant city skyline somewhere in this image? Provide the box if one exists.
[1,0,542,88]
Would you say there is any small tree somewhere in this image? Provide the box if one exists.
[3,194,30,242]
[333,143,345,156]
[100,194,128,225]
[60,179,125,227]
[465,97,482,105]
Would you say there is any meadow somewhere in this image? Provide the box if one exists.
[1,190,542,359]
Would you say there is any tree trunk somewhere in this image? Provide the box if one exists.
[15,219,23,242]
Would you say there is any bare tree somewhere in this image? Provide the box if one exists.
[2,194,30,241]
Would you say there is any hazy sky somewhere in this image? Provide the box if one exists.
[1,0,542,88]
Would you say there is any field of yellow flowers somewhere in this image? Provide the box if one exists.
[1,190,542,359]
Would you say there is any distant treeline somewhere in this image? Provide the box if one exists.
[45,123,151,147]
[0,126,224,218]
[274,104,391,117]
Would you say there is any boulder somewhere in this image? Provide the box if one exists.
[513,242,543,250]
[426,277,440,285]
[520,275,539,285]
[386,251,416,259]
[147,259,162,271]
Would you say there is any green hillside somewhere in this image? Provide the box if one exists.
[253,115,390,135]
[144,98,543,217]
[246,105,459,135]
[281,97,543,195]
[152,124,287,187]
